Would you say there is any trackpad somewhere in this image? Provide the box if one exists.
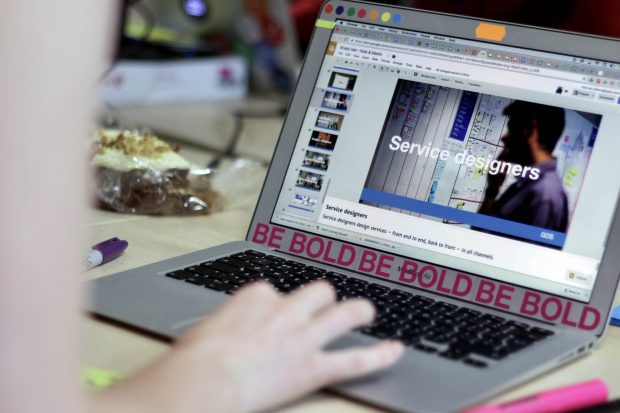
[326,334,372,351]
[168,291,228,336]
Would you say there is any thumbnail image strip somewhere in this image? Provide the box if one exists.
[290,193,318,211]
[315,111,345,132]
[308,130,339,151]
[328,71,357,91]
[302,150,331,171]
[296,170,324,192]
[321,90,353,112]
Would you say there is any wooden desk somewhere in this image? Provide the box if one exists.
[84,110,620,412]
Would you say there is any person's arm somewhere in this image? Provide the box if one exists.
[0,2,115,413]
[91,282,403,413]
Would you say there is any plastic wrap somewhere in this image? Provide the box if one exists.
[92,129,224,216]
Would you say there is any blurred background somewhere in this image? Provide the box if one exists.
[100,0,620,162]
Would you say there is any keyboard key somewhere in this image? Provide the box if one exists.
[236,271,259,281]
[204,280,228,292]
[454,307,481,317]
[412,295,435,304]
[250,257,277,266]
[414,344,438,353]
[449,337,480,353]
[529,327,554,338]
[399,325,428,338]
[185,276,207,286]
[482,314,505,322]
[245,250,266,257]
[243,264,267,273]
[424,334,454,345]
[433,316,459,329]
[463,358,488,368]
[224,284,242,294]
[215,257,241,266]
[509,327,537,342]
[326,272,347,282]
[298,270,322,279]
[504,337,532,352]
[230,275,250,285]
[439,347,468,360]
[273,280,299,293]
[505,320,530,330]
[230,252,253,261]
[410,298,435,310]
[432,308,455,318]
[408,318,432,330]
[344,279,368,289]
[470,342,510,360]
[190,266,225,278]
[432,302,458,313]
[205,262,238,274]
[386,289,413,301]
[184,266,203,273]
[400,336,421,346]
[367,284,389,295]
[365,326,397,339]
[165,270,195,280]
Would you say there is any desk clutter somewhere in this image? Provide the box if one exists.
[91,129,261,216]
[92,129,221,215]
[83,368,121,391]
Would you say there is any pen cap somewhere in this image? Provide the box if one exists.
[464,379,608,413]
[546,379,608,411]
[92,237,129,264]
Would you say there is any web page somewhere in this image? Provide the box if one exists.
[272,20,620,302]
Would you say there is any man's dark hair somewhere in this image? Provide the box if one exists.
[504,100,566,152]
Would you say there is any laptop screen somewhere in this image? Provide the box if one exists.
[271,19,620,303]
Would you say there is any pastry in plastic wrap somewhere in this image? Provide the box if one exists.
[92,129,222,215]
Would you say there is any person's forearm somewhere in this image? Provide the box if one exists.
[89,346,238,413]
[0,2,115,413]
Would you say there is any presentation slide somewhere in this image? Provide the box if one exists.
[361,79,602,249]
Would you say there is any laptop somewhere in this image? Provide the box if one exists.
[90,2,620,412]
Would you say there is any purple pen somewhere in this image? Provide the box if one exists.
[83,237,129,271]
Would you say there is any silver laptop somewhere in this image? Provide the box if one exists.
[90,2,620,412]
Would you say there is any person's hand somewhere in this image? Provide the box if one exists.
[92,281,404,413]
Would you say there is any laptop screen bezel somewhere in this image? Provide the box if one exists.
[246,0,620,337]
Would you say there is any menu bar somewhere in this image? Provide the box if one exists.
[336,20,620,87]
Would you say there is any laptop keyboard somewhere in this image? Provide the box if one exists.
[165,250,554,368]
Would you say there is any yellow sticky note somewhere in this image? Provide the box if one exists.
[83,368,121,391]
[315,19,336,29]
[475,23,506,42]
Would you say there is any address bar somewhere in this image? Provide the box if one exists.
[345,37,584,83]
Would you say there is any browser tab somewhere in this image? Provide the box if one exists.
[572,90,595,99]
[598,93,616,103]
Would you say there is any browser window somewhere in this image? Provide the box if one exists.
[272,20,620,302]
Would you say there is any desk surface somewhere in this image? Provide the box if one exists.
[85,107,620,412]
